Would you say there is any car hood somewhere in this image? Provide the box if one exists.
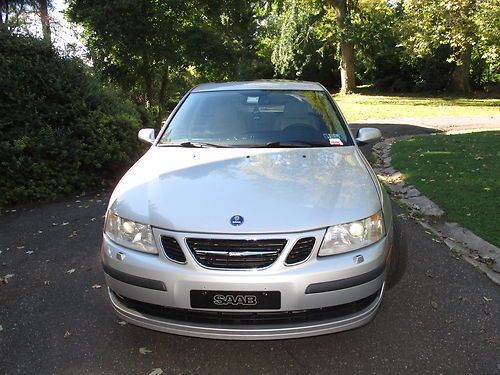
[109,146,381,234]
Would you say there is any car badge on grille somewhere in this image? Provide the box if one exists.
[229,215,244,226]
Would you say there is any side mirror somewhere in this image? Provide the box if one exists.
[355,128,382,145]
[138,128,155,144]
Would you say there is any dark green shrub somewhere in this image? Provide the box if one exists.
[0,32,144,206]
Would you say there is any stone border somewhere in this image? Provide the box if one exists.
[373,136,500,285]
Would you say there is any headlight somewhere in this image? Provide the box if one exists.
[104,210,158,254]
[318,211,385,256]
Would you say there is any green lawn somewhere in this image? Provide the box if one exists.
[391,131,500,246]
[333,93,500,122]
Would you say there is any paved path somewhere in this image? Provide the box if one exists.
[0,121,499,375]
[351,115,500,133]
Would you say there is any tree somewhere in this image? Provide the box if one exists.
[38,0,50,42]
[1,0,33,31]
[1,0,52,43]
[473,0,500,84]
[324,0,355,93]
[401,0,483,93]
[67,0,260,126]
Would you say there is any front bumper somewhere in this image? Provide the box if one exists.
[102,227,389,340]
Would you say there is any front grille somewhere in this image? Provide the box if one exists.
[161,236,186,263]
[186,238,287,269]
[286,237,316,265]
[114,291,379,326]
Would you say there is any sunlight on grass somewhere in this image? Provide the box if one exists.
[332,93,500,121]
[391,131,500,246]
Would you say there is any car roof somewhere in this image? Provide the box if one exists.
[191,80,325,93]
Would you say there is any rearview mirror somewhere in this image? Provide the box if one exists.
[355,128,382,145]
[138,128,155,144]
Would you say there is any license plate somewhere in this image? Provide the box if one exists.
[190,290,281,309]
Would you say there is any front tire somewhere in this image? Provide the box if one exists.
[386,214,408,289]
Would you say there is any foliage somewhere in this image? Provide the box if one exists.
[391,131,500,246]
[67,0,264,125]
[473,0,500,83]
[0,31,143,206]
[260,0,498,92]
[350,0,413,90]
[400,0,499,91]
[402,0,477,61]
[258,0,345,87]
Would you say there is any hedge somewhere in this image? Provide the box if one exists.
[0,32,144,206]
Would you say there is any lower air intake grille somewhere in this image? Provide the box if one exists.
[186,238,287,269]
[161,236,186,263]
[114,290,380,326]
[286,237,316,265]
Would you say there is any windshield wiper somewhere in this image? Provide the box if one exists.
[264,141,332,148]
[160,141,231,148]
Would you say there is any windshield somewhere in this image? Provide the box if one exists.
[158,90,352,148]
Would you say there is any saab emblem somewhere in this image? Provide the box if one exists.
[230,215,244,226]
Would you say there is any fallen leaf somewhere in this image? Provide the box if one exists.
[0,274,15,284]
[431,238,442,243]
[430,301,438,310]
[61,222,69,226]
[90,217,96,222]
[139,347,152,355]
[149,369,163,375]
[26,250,34,255]
[66,268,75,274]
[92,284,102,289]
[17,246,25,249]
[117,321,127,326]
[64,331,71,339]
[445,319,454,324]
[483,296,492,302]
[52,223,58,226]
[44,280,50,286]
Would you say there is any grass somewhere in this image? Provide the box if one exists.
[391,131,500,246]
[333,92,500,122]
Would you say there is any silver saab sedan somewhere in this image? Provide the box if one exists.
[101,80,407,340]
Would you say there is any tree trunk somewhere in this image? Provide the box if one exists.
[449,45,472,94]
[39,0,51,43]
[2,0,9,25]
[339,41,355,94]
[156,67,170,128]
[144,70,154,107]
[325,0,356,93]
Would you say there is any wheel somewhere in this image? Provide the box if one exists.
[386,214,408,289]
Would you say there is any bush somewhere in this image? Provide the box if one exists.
[0,32,144,207]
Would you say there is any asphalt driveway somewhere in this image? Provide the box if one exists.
[0,122,499,375]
